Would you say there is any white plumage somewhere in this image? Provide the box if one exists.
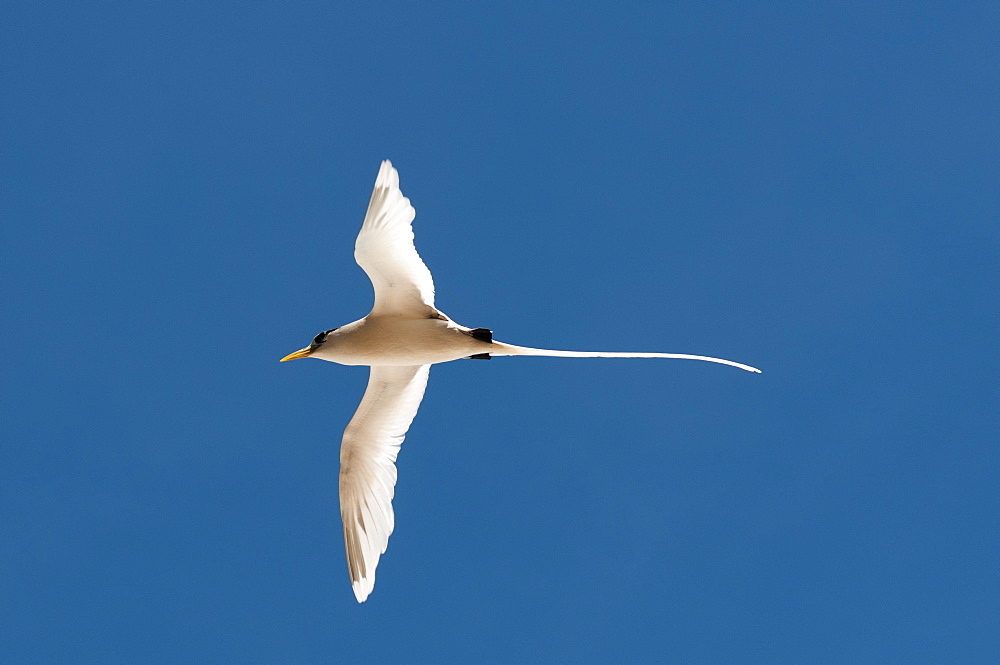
[281,160,760,602]
[339,364,429,602]
[354,162,436,317]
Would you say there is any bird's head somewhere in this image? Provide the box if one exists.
[280,328,339,362]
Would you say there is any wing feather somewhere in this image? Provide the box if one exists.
[339,364,430,602]
[354,161,436,316]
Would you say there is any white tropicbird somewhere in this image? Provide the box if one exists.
[281,161,761,602]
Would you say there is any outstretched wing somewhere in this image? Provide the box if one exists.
[354,161,436,316]
[339,364,431,602]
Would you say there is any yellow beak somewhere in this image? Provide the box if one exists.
[280,347,313,362]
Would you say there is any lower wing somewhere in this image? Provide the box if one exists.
[339,364,431,602]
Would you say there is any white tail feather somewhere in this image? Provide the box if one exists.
[489,341,761,373]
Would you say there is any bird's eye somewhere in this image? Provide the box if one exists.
[312,328,337,346]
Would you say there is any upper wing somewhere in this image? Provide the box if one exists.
[354,161,436,316]
[339,364,431,602]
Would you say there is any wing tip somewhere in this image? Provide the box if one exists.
[376,160,398,188]
[353,578,374,603]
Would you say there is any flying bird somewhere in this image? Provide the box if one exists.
[281,161,761,602]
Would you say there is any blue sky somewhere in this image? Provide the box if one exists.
[2,3,997,662]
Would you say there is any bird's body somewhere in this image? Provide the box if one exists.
[282,161,760,602]
[308,314,485,366]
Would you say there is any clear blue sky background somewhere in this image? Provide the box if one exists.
[3,3,997,663]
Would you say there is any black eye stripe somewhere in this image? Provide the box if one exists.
[312,328,338,346]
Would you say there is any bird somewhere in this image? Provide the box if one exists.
[281,160,761,602]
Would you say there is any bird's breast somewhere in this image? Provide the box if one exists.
[313,317,486,366]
